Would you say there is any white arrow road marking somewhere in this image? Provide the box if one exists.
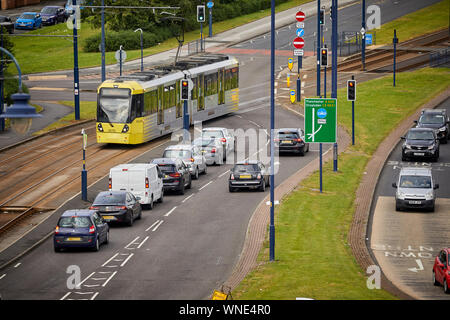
[408,259,424,272]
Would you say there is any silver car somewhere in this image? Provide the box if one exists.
[192,138,224,165]
[162,144,207,179]
[202,127,235,161]
[392,167,439,212]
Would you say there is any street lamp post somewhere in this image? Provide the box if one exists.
[269,0,275,262]
[134,28,144,72]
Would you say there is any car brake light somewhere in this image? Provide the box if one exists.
[211,148,216,153]
[89,206,99,210]
[190,158,195,162]
[257,174,262,179]
[145,177,149,188]
[55,226,59,234]
[169,172,181,178]
[109,178,112,189]
[221,138,227,143]
[122,169,128,171]
[116,206,127,210]
[294,138,303,142]
[89,225,95,234]
[230,174,235,180]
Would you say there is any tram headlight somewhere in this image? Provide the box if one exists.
[122,124,129,133]
[97,123,103,132]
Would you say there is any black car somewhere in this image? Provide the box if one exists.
[401,128,440,162]
[90,191,142,226]
[275,128,309,156]
[151,158,192,195]
[229,161,269,192]
[40,6,66,25]
[0,16,14,34]
[415,109,450,144]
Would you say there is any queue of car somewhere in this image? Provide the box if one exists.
[7,5,68,33]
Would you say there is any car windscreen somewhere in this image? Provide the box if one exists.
[233,164,260,173]
[41,7,58,14]
[19,14,35,19]
[419,114,445,125]
[97,88,131,123]
[156,164,176,173]
[93,193,126,205]
[58,216,92,228]
[163,149,191,159]
[406,130,434,140]
[202,130,224,139]
[277,132,299,139]
[399,175,432,188]
[193,139,215,147]
[0,17,7,22]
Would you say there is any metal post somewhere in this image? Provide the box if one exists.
[269,0,275,262]
[0,26,4,132]
[333,142,338,172]
[331,0,338,173]
[209,7,212,38]
[101,0,105,82]
[200,22,203,51]
[324,65,327,98]
[351,74,355,145]
[319,143,323,192]
[119,45,123,76]
[393,29,397,87]
[361,0,366,71]
[316,0,321,97]
[140,32,143,72]
[81,129,87,201]
[297,55,302,102]
[72,0,80,121]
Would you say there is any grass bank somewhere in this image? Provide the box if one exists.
[232,67,450,300]
[373,0,449,45]
[13,0,310,74]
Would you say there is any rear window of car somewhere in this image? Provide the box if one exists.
[157,164,176,173]
[277,131,299,139]
[58,216,92,228]
[194,139,215,147]
[399,175,432,188]
[163,149,191,159]
[233,164,259,172]
[93,193,126,205]
[202,130,224,139]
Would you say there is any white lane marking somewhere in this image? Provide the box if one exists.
[102,271,117,287]
[90,292,99,300]
[235,115,243,118]
[182,194,194,203]
[152,220,164,232]
[84,284,100,288]
[218,171,229,178]
[146,220,161,232]
[249,120,261,128]
[164,206,177,217]
[120,253,134,267]
[137,236,150,249]
[91,278,107,281]
[199,181,213,191]
[0,274,5,280]
[125,236,140,249]
[78,272,95,287]
[102,253,119,267]
[60,292,71,300]
[14,263,21,268]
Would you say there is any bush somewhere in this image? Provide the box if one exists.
[84,30,165,52]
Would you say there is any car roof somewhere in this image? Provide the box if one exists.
[202,127,226,131]
[22,12,37,15]
[408,127,434,132]
[97,190,127,196]
[399,167,432,176]
[235,160,260,165]
[277,128,301,132]
[152,158,179,164]
[112,163,156,170]
[422,109,446,114]
[61,209,96,217]
[165,144,193,150]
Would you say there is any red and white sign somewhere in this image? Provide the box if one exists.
[293,37,305,49]
[295,11,305,22]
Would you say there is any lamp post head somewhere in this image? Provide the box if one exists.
[134,28,143,34]
[0,92,42,135]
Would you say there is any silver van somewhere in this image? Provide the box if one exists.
[392,167,439,212]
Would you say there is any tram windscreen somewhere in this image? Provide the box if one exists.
[98,88,131,123]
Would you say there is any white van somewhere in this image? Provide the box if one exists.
[109,163,164,209]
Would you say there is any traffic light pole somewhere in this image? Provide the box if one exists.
[297,55,302,102]
[316,0,321,97]
[209,7,212,38]
[269,0,275,262]
[393,29,398,87]
[72,0,80,121]
[361,0,366,71]
[331,0,338,172]
[351,75,355,145]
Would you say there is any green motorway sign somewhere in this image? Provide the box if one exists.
[304,98,337,143]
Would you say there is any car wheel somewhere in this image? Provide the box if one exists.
[158,190,164,203]
[444,279,450,294]
[92,237,100,252]
[441,136,448,144]
[395,201,401,212]
[193,167,199,180]
[104,230,109,244]
[259,180,266,192]
[179,181,185,195]
[433,270,439,286]
[186,177,192,189]
[148,196,154,210]
[54,246,61,253]
[229,186,235,192]
[203,165,207,175]
[127,212,134,226]
[401,154,407,162]
[299,147,305,156]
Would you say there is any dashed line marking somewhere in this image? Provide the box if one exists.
[146,220,161,232]
[199,181,213,190]
[102,271,117,287]
[0,274,6,280]
[120,253,134,267]
[152,220,164,232]
[102,253,119,267]
[164,206,177,217]
[125,236,140,249]
[137,236,150,249]
[218,171,229,178]
[14,263,21,268]
[182,194,194,203]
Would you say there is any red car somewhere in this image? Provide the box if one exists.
[433,248,450,293]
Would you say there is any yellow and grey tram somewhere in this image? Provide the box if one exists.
[96,53,239,144]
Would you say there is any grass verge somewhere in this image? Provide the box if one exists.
[33,100,96,135]
[232,67,450,300]
[13,0,310,75]
[373,0,449,45]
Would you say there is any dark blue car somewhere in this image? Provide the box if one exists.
[41,6,66,25]
[14,12,42,30]
[54,209,109,252]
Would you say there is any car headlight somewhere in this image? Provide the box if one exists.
[439,126,446,132]
[404,144,412,150]
[121,124,129,133]
[425,192,434,201]
[397,190,405,200]
[428,144,435,150]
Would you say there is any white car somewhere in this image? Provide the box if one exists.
[202,127,235,160]
[162,144,207,179]
[192,137,224,165]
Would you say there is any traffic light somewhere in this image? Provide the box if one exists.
[197,5,205,23]
[319,9,325,25]
[181,79,190,100]
[320,47,328,67]
[347,80,356,101]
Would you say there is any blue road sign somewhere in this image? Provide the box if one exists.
[365,33,373,45]
[207,1,214,8]
[296,28,305,37]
